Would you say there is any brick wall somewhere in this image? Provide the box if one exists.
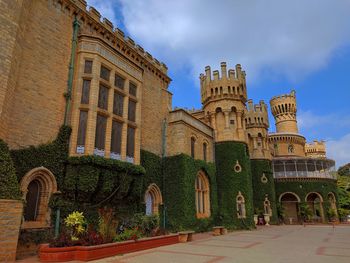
[0,199,23,261]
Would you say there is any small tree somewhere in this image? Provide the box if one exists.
[298,203,312,222]
[0,139,21,200]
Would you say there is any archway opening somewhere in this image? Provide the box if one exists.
[306,192,324,223]
[280,192,300,224]
[24,180,41,221]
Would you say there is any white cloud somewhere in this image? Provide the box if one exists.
[107,0,350,83]
[327,134,350,168]
[298,110,350,131]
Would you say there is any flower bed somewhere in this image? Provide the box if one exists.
[39,234,179,262]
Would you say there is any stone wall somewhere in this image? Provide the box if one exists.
[0,199,23,261]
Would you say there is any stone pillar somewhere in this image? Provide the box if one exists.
[210,113,217,130]
[0,199,23,262]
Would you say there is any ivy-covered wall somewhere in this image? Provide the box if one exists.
[11,126,71,189]
[251,159,278,223]
[275,179,338,220]
[215,141,255,229]
[162,154,218,232]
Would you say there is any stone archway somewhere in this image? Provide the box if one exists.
[279,192,300,224]
[305,192,325,223]
[20,167,57,228]
[144,183,163,215]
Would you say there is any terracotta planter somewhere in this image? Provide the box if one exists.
[39,234,179,262]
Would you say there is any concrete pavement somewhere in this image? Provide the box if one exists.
[95,225,350,263]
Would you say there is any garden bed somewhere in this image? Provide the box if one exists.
[39,234,179,262]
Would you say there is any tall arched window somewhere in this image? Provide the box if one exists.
[24,180,41,221]
[144,184,163,215]
[195,171,210,218]
[191,137,196,158]
[203,142,207,162]
[236,191,246,218]
[20,167,57,228]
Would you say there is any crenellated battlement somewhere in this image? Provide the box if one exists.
[53,0,170,83]
[305,140,326,158]
[200,62,247,106]
[244,99,269,129]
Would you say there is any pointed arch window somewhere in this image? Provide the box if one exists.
[144,184,163,215]
[236,191,246,218]
[195,171,210,218]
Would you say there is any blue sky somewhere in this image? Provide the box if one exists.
[86,0,350,167]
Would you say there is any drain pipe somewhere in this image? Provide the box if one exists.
[63,16,80,125]
[161,118,167,229]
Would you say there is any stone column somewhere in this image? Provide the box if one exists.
[223,110,230,128]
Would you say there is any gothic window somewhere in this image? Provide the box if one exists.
[81,79,90,104]
[129,82,137,97]
[24,180,41,221]
[145,184,163,215]
[203,142,207,162]
[191,137,196,158]
[20,167,57,228]
[76,111,88,153]
[288,144,294,153]
[84,60,93,74]
[236,191,246,218]
[114,74,125,90]
[128,99,136,122]
[126,126,135,159]
[113,92,124,116]
[110,121,122,159]
[195,171,210,218]
[94,115,107,154]
[98,85,109,110]
[100,65,110,81]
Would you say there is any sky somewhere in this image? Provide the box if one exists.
[86,0,350,167]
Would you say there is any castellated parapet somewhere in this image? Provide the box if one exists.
[305,140,326,158]
[244,100,271,160]
[200,63,247,142]
[200,62,247,106]
[270,90,298,133]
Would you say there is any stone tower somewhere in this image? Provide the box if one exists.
[200,62,247,142]
[245,100,277,224]
[244,100,270,160]
[269,90,306,157]
[270,90,298,133]
[200,62,254,228]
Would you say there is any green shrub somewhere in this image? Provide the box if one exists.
[0,139,21,200]
[131,213,159,236]
[98,207,117,243]
[114,228,142,242]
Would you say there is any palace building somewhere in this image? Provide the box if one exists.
[0,1,338,258]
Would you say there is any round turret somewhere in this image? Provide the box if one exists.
[244,100,271,159]
[200,62,247,142]
[269,90,298,133]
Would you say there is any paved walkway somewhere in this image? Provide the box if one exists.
[18,225,350,263]
[94,225,350,263]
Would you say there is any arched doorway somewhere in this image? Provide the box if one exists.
[20,167,57,228]
[306,192,325,223]
[144,184,162,215]
[279,192,300,224]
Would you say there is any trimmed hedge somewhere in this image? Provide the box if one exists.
[215,141,255,229]
[251,159,278,223]
[0,139,21,200]
[162,154,218,232]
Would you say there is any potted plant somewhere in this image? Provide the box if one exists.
[264,213,271,226]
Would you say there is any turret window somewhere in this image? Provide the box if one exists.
[288,144,294,153]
